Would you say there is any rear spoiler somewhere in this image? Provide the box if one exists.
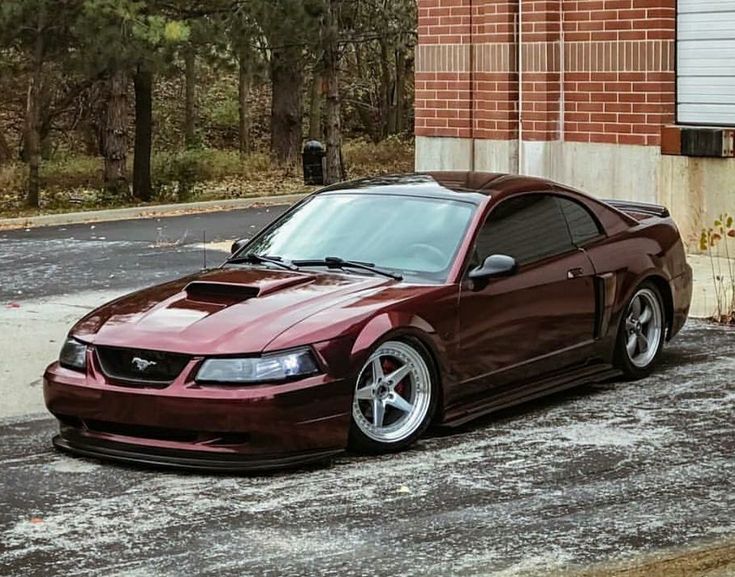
[603,199,670,219]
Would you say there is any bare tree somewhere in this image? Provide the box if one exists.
[133,62,153,200]
[102,69,129,195]
[183,47,197,148]
[323,0,343,183]
[24,3,46,207]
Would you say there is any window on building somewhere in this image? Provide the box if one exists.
[677,0,735,126]
[475,195,574,266]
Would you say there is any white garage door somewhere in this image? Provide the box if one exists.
[677,0,735,126]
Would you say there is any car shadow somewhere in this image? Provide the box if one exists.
[424,345,690,441]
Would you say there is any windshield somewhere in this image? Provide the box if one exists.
[241,193,476,282]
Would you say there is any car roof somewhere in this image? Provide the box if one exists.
[316,172,560,204]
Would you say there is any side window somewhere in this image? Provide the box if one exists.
[475,194,574,266]
[557,197,602,246]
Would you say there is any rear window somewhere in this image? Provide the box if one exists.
[558,198,602,246]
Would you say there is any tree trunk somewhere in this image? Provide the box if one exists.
[81,119,100,156]
[323,0,343,184]
[270,46,304,165]
[308,68,322,141]
[352,43,378,142]
[0,129,11,164]
[238,51,252,156]
[81,82,103,156]
[133,63,153,201]
[394,46,407,134]
[24,3,45,208]
[102,69,129,196]
[379,39,392,139]
[184,48,196,148]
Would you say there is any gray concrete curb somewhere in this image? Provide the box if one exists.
[0,193,306,231]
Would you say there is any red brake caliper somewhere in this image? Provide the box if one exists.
[385,358,407,397]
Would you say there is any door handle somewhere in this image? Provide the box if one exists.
[567,267,584,279]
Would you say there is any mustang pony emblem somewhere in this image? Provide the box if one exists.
[131,357,157,372]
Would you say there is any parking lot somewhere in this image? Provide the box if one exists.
[0,209,733,576]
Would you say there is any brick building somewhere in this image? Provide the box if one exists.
[414,0,735,249]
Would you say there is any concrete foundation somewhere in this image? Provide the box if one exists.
[416,136,735,251]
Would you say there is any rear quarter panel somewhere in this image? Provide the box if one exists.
[584,215,691,353]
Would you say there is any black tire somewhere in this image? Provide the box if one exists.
[348,337,438,454]
[614,281,666,380]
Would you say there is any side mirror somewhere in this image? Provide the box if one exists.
[231,238,250,255]
[468,254,517,282]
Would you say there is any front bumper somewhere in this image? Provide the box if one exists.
[52,432,341,472]
[44,360,352,472]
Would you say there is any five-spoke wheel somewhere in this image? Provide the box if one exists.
[349,340,436,452]
[616,282,665,379]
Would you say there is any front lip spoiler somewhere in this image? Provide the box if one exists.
[52,434,342,473]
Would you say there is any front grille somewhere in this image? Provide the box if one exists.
[79,419,251,446]
[96,346,190,386]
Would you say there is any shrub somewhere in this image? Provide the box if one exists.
[343,136,415,177]
[700,213,735,323]
[0,137,416,216]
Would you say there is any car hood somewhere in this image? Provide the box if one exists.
[72,267,396,355]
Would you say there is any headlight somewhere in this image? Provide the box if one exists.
[196,347,319,384]
[59,338,87,371]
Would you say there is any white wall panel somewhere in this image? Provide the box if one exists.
[677,1,735,125]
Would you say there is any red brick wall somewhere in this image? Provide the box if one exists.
[473,2,521,141]
[415,0,676,146]
[415,0,473,139]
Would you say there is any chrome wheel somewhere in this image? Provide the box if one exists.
[624,287,663,368]
[352,341,432,444]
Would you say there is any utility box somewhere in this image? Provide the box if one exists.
[681,127,733,157]
[302,140,326,185]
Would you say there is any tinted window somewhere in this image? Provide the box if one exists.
[558,197,602,245]
[475,195,574,265]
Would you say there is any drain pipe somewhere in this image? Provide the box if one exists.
[517,0,524,175]
[469,0,475,172]
[559,2,565,143]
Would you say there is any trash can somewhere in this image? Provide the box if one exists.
[302,140,326,185]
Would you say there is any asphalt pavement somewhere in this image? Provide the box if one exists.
[0,206,733,576]
[0,205,289,301]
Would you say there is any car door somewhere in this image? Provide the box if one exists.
[455,193,598,402]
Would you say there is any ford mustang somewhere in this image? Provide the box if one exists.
[44,172,693,471]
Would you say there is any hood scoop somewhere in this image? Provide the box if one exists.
[184,281,260,303]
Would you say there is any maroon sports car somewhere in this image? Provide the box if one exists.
[45,172,692,471]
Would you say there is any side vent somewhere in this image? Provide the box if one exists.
[184,281,260,302]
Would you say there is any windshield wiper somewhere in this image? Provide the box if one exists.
[226,253,299,271]
[293,256,402,281]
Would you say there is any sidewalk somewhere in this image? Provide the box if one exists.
[0,193,305,231]
[688,254,735,319]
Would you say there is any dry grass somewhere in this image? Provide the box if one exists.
[555,539,735,577]
[0,138,415,218]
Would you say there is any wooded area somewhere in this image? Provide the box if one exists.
[0,0,416,211]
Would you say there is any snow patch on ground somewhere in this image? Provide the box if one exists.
[45,458,101,474]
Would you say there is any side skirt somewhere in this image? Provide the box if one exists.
[440,363,621,428]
